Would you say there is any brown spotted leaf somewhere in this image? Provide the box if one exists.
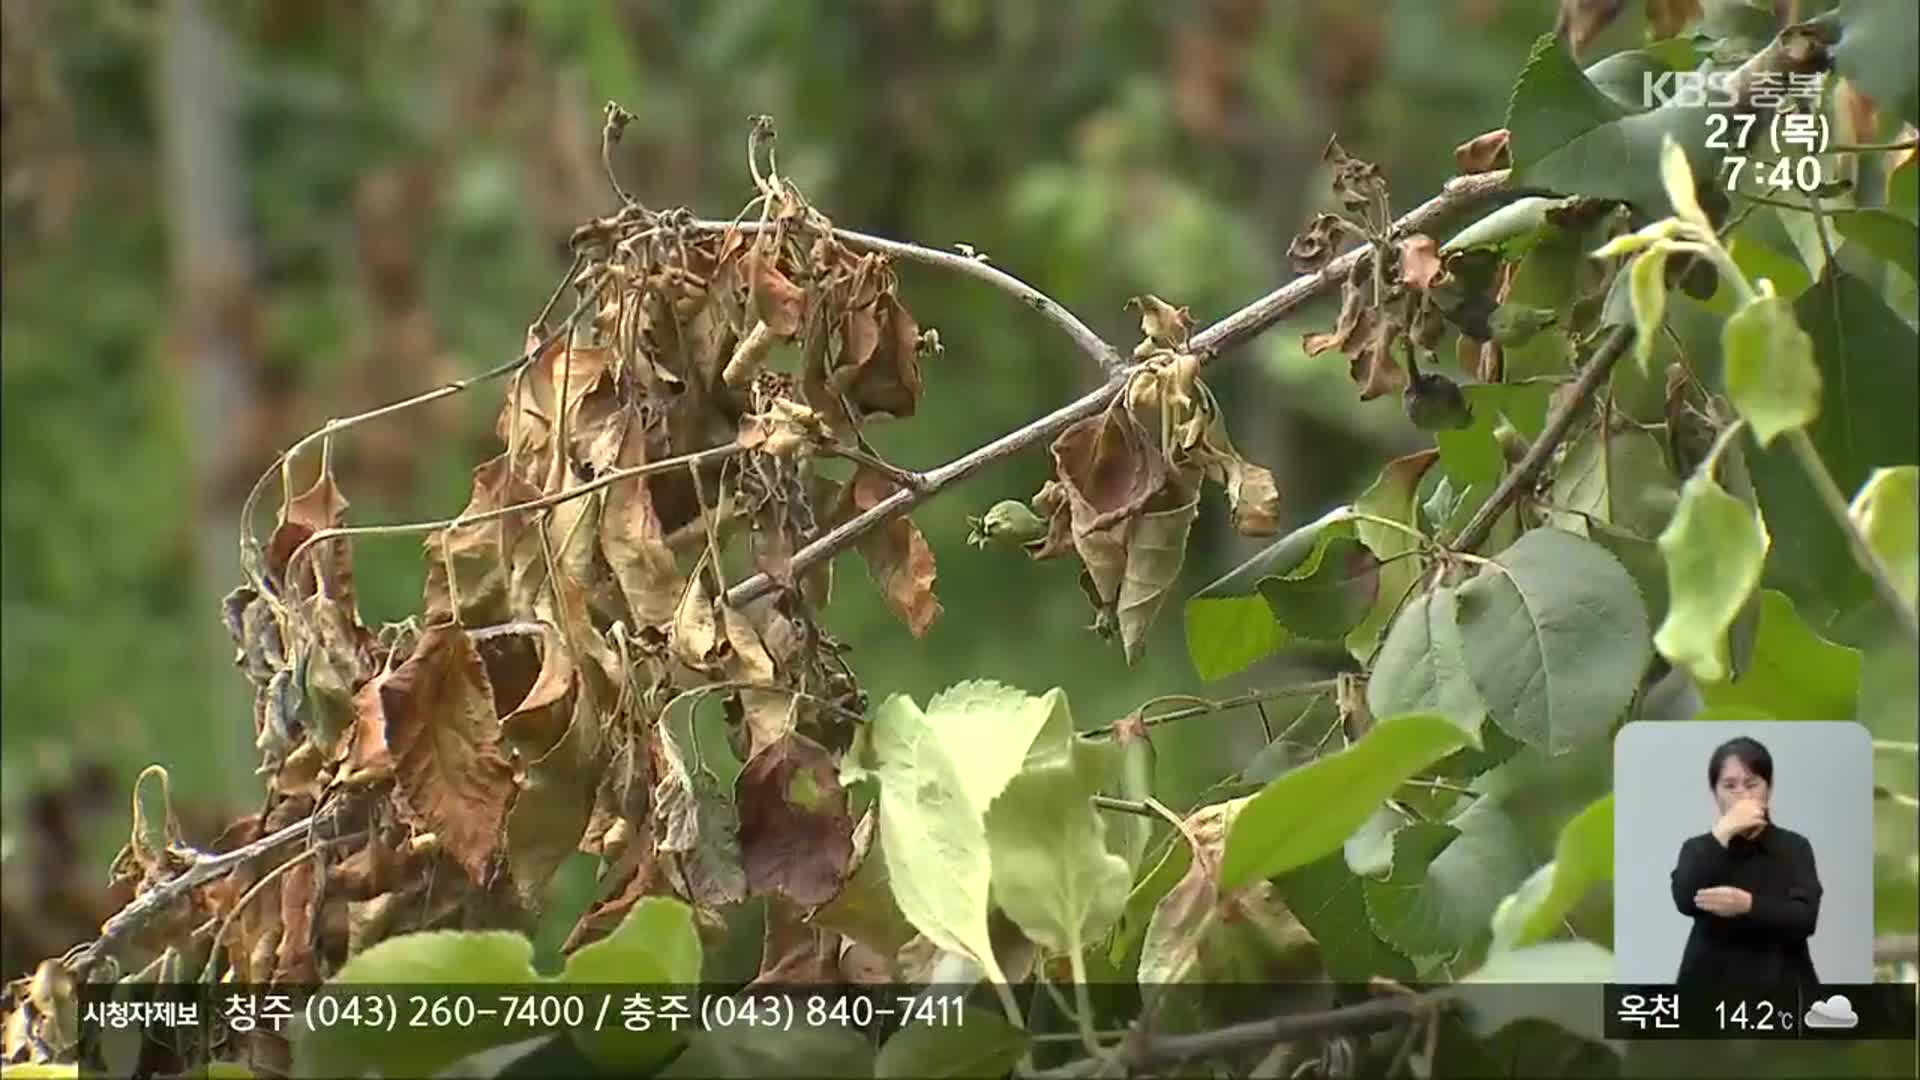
[381,622,517,884]
[840,468,942,638]
[720,602,794,759]
[736,733,853,906]
[1116,489,1200,665]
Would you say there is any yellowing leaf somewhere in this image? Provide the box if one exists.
[1658,133,1709,232]
[1629,246,1671,375]
[1723,292,1822,447]
[1654,473,1770,684]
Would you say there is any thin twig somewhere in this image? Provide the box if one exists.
[64,814,318,974]
[284,444,744,584]
[707,170,1513,608]
[1448,325,1635,552]
[1086,680,1340,738]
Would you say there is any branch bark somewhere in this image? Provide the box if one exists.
[1446,324,1634,553]
[717,169,1514,609]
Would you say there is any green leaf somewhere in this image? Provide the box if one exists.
[1257,531,1378,640]
[1436,381,1556,493]
[858,683,1059,985]
[1367,587,1488,738]
[1834,210,1919,283]
[1184,507,1349,681]
[1850,466,1920,609]
[1362,798,1533,957]
[1723,293,1822,447]
[1452,942,1615,1042]
[1653,473,1770,684]
[1497,228,1584,381]
[1346,452,1439,661]
[1220,713,1476,889]
[1506,34,1720,221]
[1109,837,1191,974]
[1697,590,1862,720]
[874,1007,1030,1079]
[1455,528,1652,754]
[1729,229,1815,303]
[293,931,539,1080]
[1548,425,1677,539]
[1507,34,1630,176]
[1630,247,1671,374]
[295,898,701,1079]
[661,1025,875,1079]
[562,896,701,982]
[1488,795,1613,951]
[1273,854,1416,981]
[1828,0,1920,125]
[984,692,1131,955]
[1440,197,1579,255]
[559,898,703,1072]
[1745,270,1919,621]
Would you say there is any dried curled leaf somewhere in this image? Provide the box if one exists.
[601,416,684,630]
[379,622,517,885]
[1454,128,1512,173]
[1195,414,1282,537]
[737,397,828,458]
[841,468,943,638]
[1397,234,1444,290]
[1288,213,1351,274]
[1050,409,1168,535]
[1126,294,1193,355]
[1117,490,1200,665]
[749,241,806,338]
[1323,136,1389,217]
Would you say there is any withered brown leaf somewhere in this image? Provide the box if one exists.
[422,455,544,626]
[749,241,806,338]
[1453,128,1512,173]
[1397,234,1444,290]
[840,468,942,638]
[601,416,684,630]
[380,622,517,885]
[1116,487,1200,665]
[736,733,853,907]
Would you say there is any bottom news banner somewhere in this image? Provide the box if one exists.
[55,979,1918,1079]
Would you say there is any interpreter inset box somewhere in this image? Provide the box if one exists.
[1613,721,1873,987]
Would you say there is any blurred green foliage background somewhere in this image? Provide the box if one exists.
[1,0,1677,978]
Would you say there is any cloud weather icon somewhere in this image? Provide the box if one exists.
[1804,995,1859,1030]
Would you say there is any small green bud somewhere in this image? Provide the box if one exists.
[967,499,1047,549]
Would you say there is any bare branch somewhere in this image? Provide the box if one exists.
[718,169,1514,609]
[1446,325,1633,553]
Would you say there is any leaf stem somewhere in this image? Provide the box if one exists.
[1785,429,1920,643]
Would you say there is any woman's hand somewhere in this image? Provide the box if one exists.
[1694,886,1753,916]
[1711,800,1767,846]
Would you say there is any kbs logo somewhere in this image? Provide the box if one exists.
[1643,70,1740,109]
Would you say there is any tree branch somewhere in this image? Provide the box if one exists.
[1446,324,1634,553]
[1121,994,1433,1072]
[717,169,1514,609]
[64,814,317,974]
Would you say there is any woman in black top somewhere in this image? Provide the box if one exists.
[1669,736,1822,990]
